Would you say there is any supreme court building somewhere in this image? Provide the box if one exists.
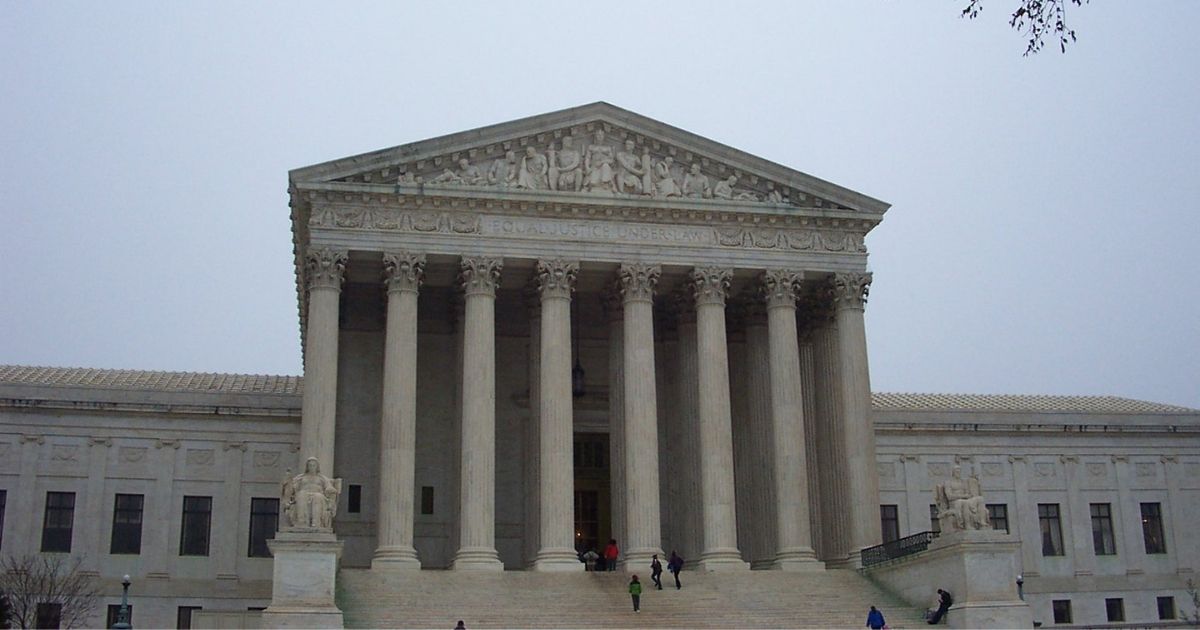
[1,103,1197,628]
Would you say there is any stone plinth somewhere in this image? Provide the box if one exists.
[260,530,345,629]
[865,529,1033,629]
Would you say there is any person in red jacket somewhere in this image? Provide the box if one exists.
[603,539,619,571]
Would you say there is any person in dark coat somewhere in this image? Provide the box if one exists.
[866,605,886,630]
[928,588,953,624]
[629,575,643,612]
[650,554,664,590]
[667,551,684,589]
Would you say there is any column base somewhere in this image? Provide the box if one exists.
[697,548,751,571]
[371,545,421,570]
[623,547,666,572]
[768,548,825,572]
[532,548,584,572]
[450,546,504,571]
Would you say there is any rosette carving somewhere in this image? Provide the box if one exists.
[458,256,503,297]
[535,259,578,301]
[760,269,802,310]
[831,272,872,310]
[305,247,348,291]
[616,263,661,304]
[689,266,732,307]
[382,252,426,294]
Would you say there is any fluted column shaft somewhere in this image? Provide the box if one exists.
[671,296,702,564]
[762,270,821,570]
[534,260,583,571]
[300,247,347,474]
[374,252,425,569]
[832,272,882,564]
[692,267,749,570]
[618,263,665,568]
[603,290,627,561]
[452,257,504,571]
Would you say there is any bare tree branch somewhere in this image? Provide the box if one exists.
[0,555,100,629]
[962,0,1087,55]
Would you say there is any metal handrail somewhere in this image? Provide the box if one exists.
[861,531,938,567]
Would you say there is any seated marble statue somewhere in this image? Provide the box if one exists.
[934,465,991,532]
[282,457,342,530]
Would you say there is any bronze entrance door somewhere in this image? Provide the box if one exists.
[573,433,610,556]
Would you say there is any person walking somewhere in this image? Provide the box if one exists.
[604,539,619,572]
[866,605,886,630]
[927,588,953,624]
[650,554,664,590]
[629,575,643,613]
[667,550,684,589]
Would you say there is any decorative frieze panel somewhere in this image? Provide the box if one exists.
[336,121,847,210]
[51,445,79,462]
[253,450,281,468]
[186,448,215,466]
[1087,462,1107,477]
[1033,462,1057,477]
[981,462,1004,477]
[119,447,148,463]
[1136,462,1157,478]
[927,462,952,478]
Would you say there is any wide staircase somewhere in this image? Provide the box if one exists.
[338,568,925,628]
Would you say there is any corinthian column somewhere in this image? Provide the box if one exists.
[533,259,583,571]
[617,263,665,569]
[451,256,504,571]
[832,272,882,564]
[761,270,822,571]
[691,267,749,571]
[373,252,425,569]
[300,247,347,475]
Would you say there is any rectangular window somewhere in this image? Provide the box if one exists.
[41,491,75,552]
[106,604,133,628]
[348,485,362,514]
[36,602,62,629]
[1158,596,1176,620]
[1141,502,1167,554]
[1051,599,1072,624]
[110,493,144,554]
[1090,503,1116,556]
[248,498,279,558]
[177,606,202,629]
[179,496,212,556]
[0,489,6,549]
[1038,503,1064,556]
[421,486,434,515]
[880,505,900,543]
[986,504,1009,534]
[1104,598,1124,622]
[929,504,941,535]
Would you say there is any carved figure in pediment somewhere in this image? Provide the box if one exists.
[517,146,549,190]
[549,136,582,191]
[615,139,646,195]
[488,150,519,187]
[682,162,712,199]
[397,170,418,186]
[282,457,342,531]
[431,158,483,186]
[765,182,784,203]
[713,175,737,200]
[736,190,760,201]
[653,156,682,198]
[584,129,616,194]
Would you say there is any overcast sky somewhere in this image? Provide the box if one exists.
[2,2,1197,408]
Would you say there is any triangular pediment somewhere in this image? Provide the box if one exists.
[290,102,888,214]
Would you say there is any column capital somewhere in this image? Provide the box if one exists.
[617,263,660,304]
[690,266,732,307]
[305,247,348,291]
[382,252,426,294]
[831,272,872,311]
[760,269,802,310]
[535,259,578,301]
[458,256,503,297]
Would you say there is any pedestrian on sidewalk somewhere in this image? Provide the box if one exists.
[927,588,953,624]
[604,538,619,572]
[866,605,886,630]
[629,574,643,612]
[667,550,684,589]
[650,554,664,590]
[454,621,466,630]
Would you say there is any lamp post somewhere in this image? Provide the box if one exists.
[112,574,131,629]
[1016,574,1024,601]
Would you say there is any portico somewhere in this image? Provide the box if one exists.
[287,102,889,572]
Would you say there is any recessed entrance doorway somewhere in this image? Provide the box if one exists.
[573,433,611,557]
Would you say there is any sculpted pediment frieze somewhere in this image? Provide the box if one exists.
[291,103,889,216]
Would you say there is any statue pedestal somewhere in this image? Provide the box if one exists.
[260,530,344,629]
[866,529,1033,629]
